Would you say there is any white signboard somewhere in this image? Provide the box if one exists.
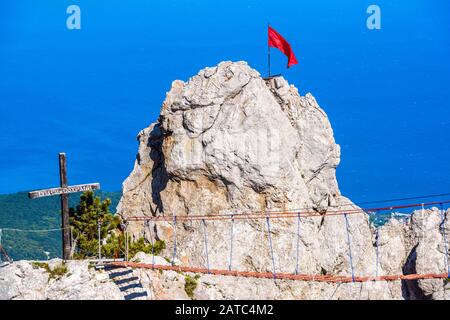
[28,183,100,199]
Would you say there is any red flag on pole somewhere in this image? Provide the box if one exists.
[268,25,298,68]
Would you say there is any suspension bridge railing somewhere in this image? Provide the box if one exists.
[115,199,450,284]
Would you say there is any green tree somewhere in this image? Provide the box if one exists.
[70,191,122,259]
[69,191,165,260]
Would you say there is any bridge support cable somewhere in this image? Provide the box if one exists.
[124,200,450,223]
[295,212,301,275]
[97,219,102,261]
[108,261,450,283]
[344,213,356,282]
[228,215,234,271]
[145,220,156,269]
[172,216,177,266]
[374,209,381,277]
[375,227,380,277]
[124,222,129,262]
[202,219,210,274]
[265,212,276,282]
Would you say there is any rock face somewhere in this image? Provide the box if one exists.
[0,260,123,300]
[118,61,342,218]
[117,61,361,274]
[115,61,450,300]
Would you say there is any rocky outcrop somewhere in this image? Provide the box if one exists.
[0,259,123,300]
[117,61,364,276]
[118,61,342,219]
[114,61,450,300]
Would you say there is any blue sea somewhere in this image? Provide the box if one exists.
[1,0,449,205]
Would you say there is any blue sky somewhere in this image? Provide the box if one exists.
[0,0,449,203]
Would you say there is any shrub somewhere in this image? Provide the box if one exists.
[70,191,121,259]
[128,237,166,258]
[184,275,199,299]
[32,261,68,280]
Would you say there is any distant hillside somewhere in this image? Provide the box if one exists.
[0,191,121,261]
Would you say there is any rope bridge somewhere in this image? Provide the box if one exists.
[107,200,450,284]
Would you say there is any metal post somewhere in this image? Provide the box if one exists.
[146,220,156,269]
[266,212,276,282]
[375,209,380,277]
[268,23,271,78]
[344,213,356,282]
[172,216,177,266]
[124,223,129,262]
[70,226,76,260]
[375,228,380,277]
[295,212,301,275]
[98,219,102,261]
[228,215,234,271]
[202,219,210,274]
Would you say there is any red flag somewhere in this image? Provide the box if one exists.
[268,25,298,68]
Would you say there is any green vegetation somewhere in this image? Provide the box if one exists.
[70,191,165,260]
[32,261,68,280]
[31,261,51,270]
[184,275,200,299]
[128,237,166,258]
[70,192,122,259]
[0,191,121,261]
[1,189,165,262]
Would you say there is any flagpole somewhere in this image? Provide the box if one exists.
[268,22,271,78]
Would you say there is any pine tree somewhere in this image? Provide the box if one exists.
[69,191,122,259]
[69,191,165,260]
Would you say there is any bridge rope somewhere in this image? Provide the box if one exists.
[295,212,301,275]
[1,227,68,233]
[375,219,380,277]
[356,192,450,205]
[202,219,210,274]
[265,212,276,282]
[124,200,450,223]
[0,246,12,263]
[144,220,156,269]
[343,213,355,282]
[228,214,234,271]
[108,261,450,283]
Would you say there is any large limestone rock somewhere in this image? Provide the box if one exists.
[118,61,370,276]
[115,61,450,300]
[119,61,342,218]
[0,259,123,300]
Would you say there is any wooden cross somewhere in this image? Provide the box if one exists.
[28,153,100,260]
